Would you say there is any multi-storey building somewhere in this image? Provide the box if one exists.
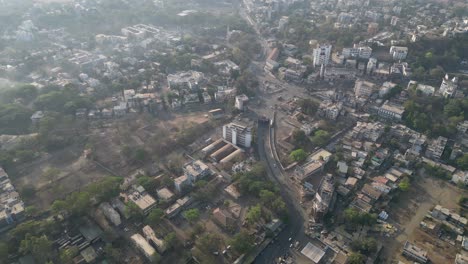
[223,122,252,148]
[313,44,332,67]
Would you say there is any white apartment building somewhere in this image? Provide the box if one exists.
[223,122,252,148]
[313,44,332,67]
[389,46,408,60]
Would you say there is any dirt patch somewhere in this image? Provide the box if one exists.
[381,173,467,264]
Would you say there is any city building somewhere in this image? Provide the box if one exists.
[354,79,376,98]
[183,160,211,183]
[156,188,175,202]
[174,175,190,193]
[377,101,405,121]
[402,241,428,263]
[130,233,156,260]
[212,208,235,229]
[0,167,25,230]
[98,202,121,226]
[301,242,327,263]
[439,74,458,98]
[313,44,332,67]
[425,136,447,160]
[126,185,157,214]
[389,46,408,60]
[142,225,166,254]
[342,44,372,59]
[235,94,249,111]
[312,174,335,221]
[317,100,342,120]
[223,122,252,148]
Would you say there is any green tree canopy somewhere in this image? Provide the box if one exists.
[290,149,308,162]
[146,208,165,226]
[246,204,262,224]
[230,230,254,254]
[183,208,200,224]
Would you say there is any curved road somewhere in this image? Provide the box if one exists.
[253,122,306,264]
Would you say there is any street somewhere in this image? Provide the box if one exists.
[253,123,307,264]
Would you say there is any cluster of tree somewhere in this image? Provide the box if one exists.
[423,164,451,180]
[230,230,254,255]
[121,145,149,164]
[34,85,93,114]
[408,34,467,82]
[344,208,377,227]
[398,177,411,191]
[0,137,40,169]
[298,99,319,116]
[51,176,123,217]
[183,208,201,224]
[456,154,468,171]
[229,33,262,70]
[403,92,468,139]
[350,237,378,256]
[289,148,307,162]
[234,70,259,97]
[311,130,331,147]
[0,103,33,135]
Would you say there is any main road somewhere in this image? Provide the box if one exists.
[253,122,307,264]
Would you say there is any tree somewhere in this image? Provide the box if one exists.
[292,129,309,147]
[398,177,410,191]
[125,202,144,222]
[196,233,222,253]
[146,208,164,225]
[351,238,377,255]
[259,190,275,205]
[311,130,330,146]
[42,167,61,183]
[289,149,307,162]
[0,242,8,263]
[59,246,79,264]
[0,104,33,135]
[348,252,366,264]
[183,209,200,224]
[19,235,53,263]
[298,99,318,116]
[456,154,468,170]
[246,204,262,224]
[104,244,122,262]
[164,232,179,250]
[230,231,254,254]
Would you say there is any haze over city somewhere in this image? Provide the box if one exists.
[0,0,467,264]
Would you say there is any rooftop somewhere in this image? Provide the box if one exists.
[301,242,326,263]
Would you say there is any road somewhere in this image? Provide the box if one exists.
[253,122,307,264]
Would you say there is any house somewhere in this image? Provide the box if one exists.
[156,188,174,202]
[130,233,156,260]
[98,202,121,226]
[174,175,190,193]
[361,184,383,201]
[337,161,348,176]
[377,101,404,121]
[142,225,166,254]
[301,242,327,263]
[345,177,358,188]
[80,247,98,263]
[212,208,235,229]
[402,241,428,263]
[30,111,44,124]
[455,254,468,264]
[125,185,157,214]
[426,136,447,161]
[183,160,211,183]
[235,94,249,111]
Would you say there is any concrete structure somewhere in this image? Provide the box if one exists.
[0,167,25,230]
[223,122,252,148]
[235,94,249,111]
[183,160,211,183]
[156,188,174,201]
[313,44,332,67]
[98,202,121,226]
[174,175,190,193]
[455,253,468,264]
[354,80,376,99]
[426,136,447,161]
[130,233,156,260]
[317,100,342,120]
[212,208,235,229]
[142,225,166,254]
[402,241,428,263]
[389,46,408,60]
[312,174,335,221]
[126,185,157,214]
[342,44,372,59]
[439,74,458,98]
[301,242,326,263]
[377,101,405,121]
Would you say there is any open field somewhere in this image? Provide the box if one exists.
[381,172,467,264]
